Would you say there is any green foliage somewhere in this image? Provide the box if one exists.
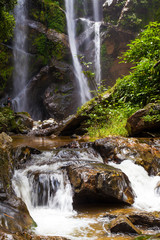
[122,22,160,64]
[30,0,66,33]
[86,101,139,138]
[0,107,15,132]
[33,33,65,62]
[115,22,160,106]
[0,0,17,42]
[78,21,160,138]
[113,58,160,106]
[120,13,142,31]
[0,45,13,91]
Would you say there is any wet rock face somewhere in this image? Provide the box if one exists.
[24,61,78,121]
[109,215,141,234]
[101,25,134,86]
[93,136,160,175]
[0,133,37,235]
[66,162,134,206]
[43,80,77,121]
[0,199,34,234]
[105,208,160,235]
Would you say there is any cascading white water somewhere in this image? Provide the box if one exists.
[65,0,91,105]
[94,22,101,86]
[93,0,102,87]
[12,152,96,239]
[12,0,28,112]
[109,160,160,212]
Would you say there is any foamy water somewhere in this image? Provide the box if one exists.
[109,160,160,211]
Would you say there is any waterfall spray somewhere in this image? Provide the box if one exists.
[93,0,102,87]
[12,0,28,112]
[65,0,91,105]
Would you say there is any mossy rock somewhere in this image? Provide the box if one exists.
[126,103,160,137]
[0,107,33,134]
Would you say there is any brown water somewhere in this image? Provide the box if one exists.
[11,136,155,240]
[11,135,75,150]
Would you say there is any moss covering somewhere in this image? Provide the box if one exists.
[33,33,65,63]
[29,0,66,33]
[0,107,32,134]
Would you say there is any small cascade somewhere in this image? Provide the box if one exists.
[12,153,96,239]
[12,0,28,112]
[109,160,160,212]
[65,0,91,105]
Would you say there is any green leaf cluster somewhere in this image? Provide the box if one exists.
[114,22,160,106]
[30,0,65,33]
[0,0,17,42]
[0,45,13,92]
[33,33,65,62]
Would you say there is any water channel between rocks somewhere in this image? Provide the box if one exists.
[11,136,160,240]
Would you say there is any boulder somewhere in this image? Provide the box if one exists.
[0,133,40,235]
[66,162,134,206]
[105,208,160,229]
[126,103,160,137]
[93,136,160,175]
[109,215,141,234]
[0,200,34,234]
[22,60,78,121]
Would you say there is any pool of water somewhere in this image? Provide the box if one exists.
[11,135,75,150]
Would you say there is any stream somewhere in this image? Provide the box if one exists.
[11,136,160,240]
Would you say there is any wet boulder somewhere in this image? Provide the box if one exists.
[66,162,134,206]
[0,107,33,134]
[104,208,160,232]
[0,199,34,234]
[0,132,38,235]
[109,215,141,234]
[93,136,160,175]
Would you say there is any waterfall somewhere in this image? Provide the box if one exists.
[94,22,101,86]
[65,0,91,105]
[12,0,28,112]
[12,152,96,239]
[109,160,160,212]
[93,0,102,87]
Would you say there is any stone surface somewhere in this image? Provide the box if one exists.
[93,136,160,176]
[66,161,134,206]
[126,103,160,137]
[0,133,39,235]
[105,208,160,229]
[109,215,141,234]
[101,25,134,86]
